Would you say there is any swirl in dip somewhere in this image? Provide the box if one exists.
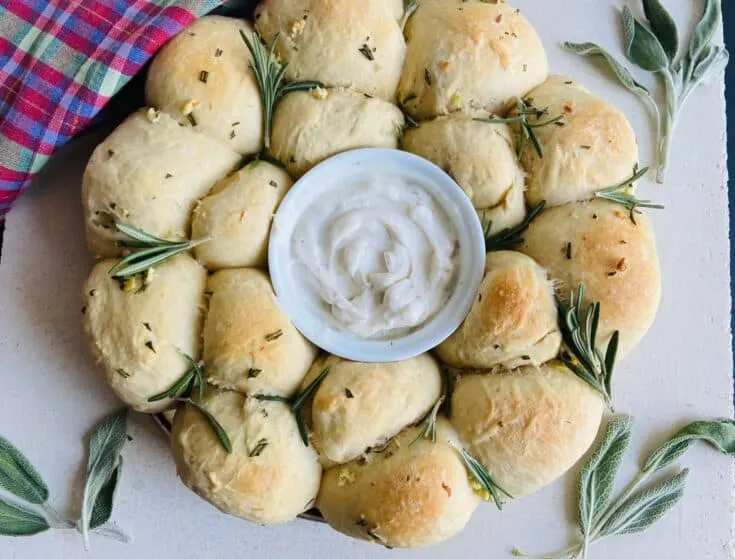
[291,177,459,340]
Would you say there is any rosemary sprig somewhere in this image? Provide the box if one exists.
[239,31,322,150]
[450,441,512,510]
[555,284,619,410]
[110,223,208,279]
[595,166,664,224]
[401,0,420,28]
[476,100,563,158]
[481,200,546,252]
[410,397,444,446]
[255,366,330,445]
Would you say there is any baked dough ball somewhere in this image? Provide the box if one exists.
[82,254,206,413]
[270,88,404,177]
[172,389,322,524]
[304,353,442,466]
[402,115,525,213]
[476,173,527,233]
[191,161,293,269]
[145,16,264,155]
[451,364,604,499]
[203,269,317,396]
[520,199,661,358]
[254,0,406,100]
[397,2,548,120]
[82,109,240,257]
[437,251,561,369]
[317,419,479,548]
[519,75,639,207]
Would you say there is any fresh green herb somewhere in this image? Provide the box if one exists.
[359,44,374,61]
[345,388,354,398]
[214,48,223,57]
[410,397,444,446]
[564,0,728,183]
[0,500,49,536]
[595,166,664,224]
[239,31,322,149]
[401,0,419,28]
[515,417,735,558]
[190,401,233,454]
[109,223,208,279]
[555,284,619,409]
[481,200,546,252]
[255,367,330,445]
[199,70,209,83]
[248,438,268,458]
[565,242,573,260]
[265,329,283,342]
[247,368,262,379]
[450,441,511,510]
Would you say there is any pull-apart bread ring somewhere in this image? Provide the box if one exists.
[317,418,480,548]
[203,268,317,397]
[82,254,206,413]
[397,1,548,120]
[172,388,322,524]
[82,108,240,257]
[450,364,604,499]
[254,0,406,100]
[437,251,561,369]
[302,354,442,467]
[520,199,661,358]
[145,16,265,155]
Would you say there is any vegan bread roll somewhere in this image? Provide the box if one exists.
[82,109,240,257]
[437,251,561,369]
[402,115,526,215]
[82,254,206,413]
[254,0,406,100]
[191,161,293,269]
[397,2,548,120]
[269,87,404,177]
[145,16,264,155]
[317,418,480,548]
[451,364,604,499]
[304,353,442,466]
[520,199,661,359]
[518,75,639,207]
[172,389,322,524]
[203,268,317,397]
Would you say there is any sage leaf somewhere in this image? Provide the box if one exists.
[641,0,679,62]
[0,499,50,536]
[89,459,122,530]
[622,5,669,72]
[683,0,722,81]
[0,437,49,505]
[691,46,729,86]
[597,469,688,537]
[643,419,735,474]
[578,416,634,534]
[80,409,128,549]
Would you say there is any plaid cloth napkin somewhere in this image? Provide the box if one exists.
[0,0,230,224]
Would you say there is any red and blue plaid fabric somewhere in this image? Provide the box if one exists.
[0,0,224,222]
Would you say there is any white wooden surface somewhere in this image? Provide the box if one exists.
[0,1,732,557]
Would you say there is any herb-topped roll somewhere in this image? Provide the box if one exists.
[145,16,265,155]
[316,418,480,548]
[82,254,207,413]
[203,268,317,397]
[397,1,548,120]
[269,87,404,177]
[254,0,406,100]
[172,388,322,524]
[517,75,639,207]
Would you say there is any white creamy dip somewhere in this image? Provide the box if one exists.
[291,176,459,339]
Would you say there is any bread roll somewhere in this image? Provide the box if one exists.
[317,419,479,548]
[475,173,527,233]
[451,364,604,499]
[192,161,293,269]
[270,88,404,177]
[520,199,661,358]
[402,115,526,213]
[518,75,639,207]
[82,255,206,413]
[437,251,561,369]
[145,16,264,155]
[304,353,442,466]
[397,2,548,120]
[254,0,406,100]
[203,268,317,397]
[82,109,240,257]
[172,389,322,524]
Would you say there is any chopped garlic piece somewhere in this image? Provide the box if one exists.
[123,276,142,293]
[181,99,201,115]
[337,467,356,487]
[469,478,491,501]
[310,87,329,100]
[449,93,462,110]
[146,107,161,123]
[290,18,305,38]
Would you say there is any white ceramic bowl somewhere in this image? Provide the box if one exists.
[268,148,486,362]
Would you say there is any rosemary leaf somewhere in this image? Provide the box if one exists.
[189,401,232,454]
[147,367,196,402]
[401,0,419,28]
[594,166,663,223]
[248,438,268,458]
[0,436,49,505]
[451,442,511,510]
[482,200,545,252]
[410,397,443,446]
